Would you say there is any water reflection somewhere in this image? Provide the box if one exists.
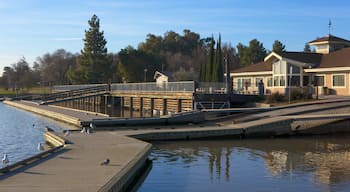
[139,135,350,191]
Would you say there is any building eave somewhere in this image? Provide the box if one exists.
[305,67,350,73]
[231,71,272,76]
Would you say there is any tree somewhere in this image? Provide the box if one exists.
[68,14,113,84]
[304,44,311,52]
[237,39,267,66]
[212,34,223,82]
[272,40,286,54]
[118,46,161,82]
[36,49,77,85]
[204,36,215,82]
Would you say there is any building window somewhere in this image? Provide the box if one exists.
[267,77,273,87]
[242,79,251,89]
[314,76,324,86]
[255,78,263,87]
[303,76,309,86]
[333,74,345,87]
[280,76,285,86]
[274,76,279,86]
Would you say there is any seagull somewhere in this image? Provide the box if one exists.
[64,130,70,136]
[2,154,9,165]
[38,143,44,151]
[100,158,110,166]
[80,127,86,133]
[90,123,96,129]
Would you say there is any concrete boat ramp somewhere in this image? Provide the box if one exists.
[2,99,350,191]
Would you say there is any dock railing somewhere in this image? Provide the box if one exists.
[111,81,195,93]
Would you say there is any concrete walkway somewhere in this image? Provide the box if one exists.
[0,131,151,192]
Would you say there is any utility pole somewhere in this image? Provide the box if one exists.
[225,54,233,94]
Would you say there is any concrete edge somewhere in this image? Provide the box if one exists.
[4,100,81,127]
[48,104,110,117]
[98,143,152,192]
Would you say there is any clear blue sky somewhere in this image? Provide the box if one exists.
[1,0,350,73]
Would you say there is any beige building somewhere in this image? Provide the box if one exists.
[231,35,350,96]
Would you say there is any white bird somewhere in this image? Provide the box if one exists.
[100,158,110,166]
[90,123,96,129]
[80,127,86,133]
[64,130,70,136]
[2,154,9,165]
[38,143,44,151]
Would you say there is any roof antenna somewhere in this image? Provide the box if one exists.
[328,19,332,36]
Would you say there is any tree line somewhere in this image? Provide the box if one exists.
[0,14,308,90]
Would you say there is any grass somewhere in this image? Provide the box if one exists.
[0,87,52,97]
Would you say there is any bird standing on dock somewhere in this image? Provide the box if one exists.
[100,158,110,166]
[64,130,70,136]
[2,154,9,165]
[38,143,44,151]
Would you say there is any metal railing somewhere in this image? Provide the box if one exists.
[111,81,195,93]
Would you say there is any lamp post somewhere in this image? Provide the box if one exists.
[288,65,292,104]
[144,68,148,82]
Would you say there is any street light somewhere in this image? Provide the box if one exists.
[144,68,148,82]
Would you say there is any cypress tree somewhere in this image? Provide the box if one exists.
[205,36,215,82]
[213,34,223,82]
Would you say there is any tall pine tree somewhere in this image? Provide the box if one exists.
[212,34,223,82]
[205,36,215,82]
[68,14,112,84]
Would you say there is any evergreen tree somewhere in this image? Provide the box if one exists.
[304,44,311,52]
[205,36,215,82]
[68,14,112,84]
[249,39,267,64]
[212,34,223,82]
[272,40,286,54]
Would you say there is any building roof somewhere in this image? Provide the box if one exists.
[309,34,350,44]
[280,52,323,65]
[232,61,271,73]
[319,47,350,68]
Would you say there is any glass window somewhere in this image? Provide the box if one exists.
[274,76,279,86]
[255,78,263,87]
[303,76,309,86]
[280,76,285,86]
[315,76,324,86]
[273,62,279,75]
[287,64,300,74]
[267,77,273,87]
[243,79,251,88]
[333,75,345,87]
[280,62,286,74]
[291,76,300,86]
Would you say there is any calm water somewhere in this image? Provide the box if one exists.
[138,137,350,192]
[0,103,74,168]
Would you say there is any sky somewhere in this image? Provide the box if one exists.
[1,0,350,74]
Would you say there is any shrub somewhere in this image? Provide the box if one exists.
[266,92,285,103]
[290,88,311,100]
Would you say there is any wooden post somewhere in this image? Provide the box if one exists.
[120,97,125,117]
[150,98,154,117]
[139,97,144,117]
[129,97,133,118]
[177,99,182,113]
[163,98,167,116]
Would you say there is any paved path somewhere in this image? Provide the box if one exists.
[0,131,151,192]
